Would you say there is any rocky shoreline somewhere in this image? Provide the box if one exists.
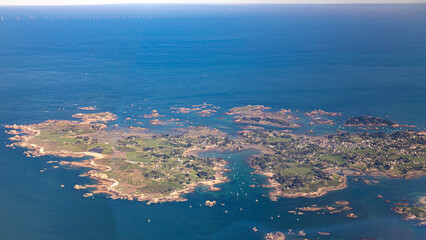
[3,107,425,207]
[4,116,230,204]
[265,173,347,201]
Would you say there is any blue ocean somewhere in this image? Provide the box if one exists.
[0,4,425,240]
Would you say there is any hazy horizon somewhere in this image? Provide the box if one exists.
[1,0,426,7]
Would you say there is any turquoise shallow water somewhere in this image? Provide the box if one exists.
[0,4,425,240]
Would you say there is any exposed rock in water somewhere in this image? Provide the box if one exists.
[335,200,350,205]
[205,200,216,207]
[265,231,285,240]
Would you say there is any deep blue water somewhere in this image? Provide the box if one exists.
[0,4,425,240]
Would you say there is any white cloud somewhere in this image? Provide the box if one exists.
[0,0,425,6]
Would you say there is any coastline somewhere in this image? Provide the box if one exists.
[257,167,426,201]
[184,145,352,201]
[392,206,426,227]
[4,123,230,204]
[270,176,347,200]
[256,168,348,201]
[4,110,425,205]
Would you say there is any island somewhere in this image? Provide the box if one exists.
[289,200,354,216]
[343,116,415,129]
[240,129,425,200]
[4,105,425,205]
[5,112,231,203]
[78,106,97,111]
[264,231,285,240]
[170,103,219,117]
[226,105,301,128]
[304,109,342,125]
[392,196,426,226]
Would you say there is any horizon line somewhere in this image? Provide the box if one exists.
[1,2,426,7]
[1,0,426,7]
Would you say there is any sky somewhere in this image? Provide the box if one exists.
[0,0,425,6]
